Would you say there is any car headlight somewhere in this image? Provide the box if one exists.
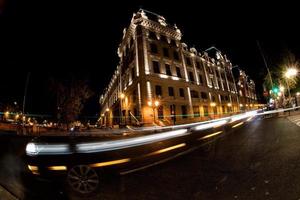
[26,143,38,155]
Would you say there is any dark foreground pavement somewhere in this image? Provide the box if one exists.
[1,114,300,200]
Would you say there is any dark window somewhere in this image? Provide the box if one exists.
[173,51,180,60]
[185,57,191,66]
[191,90,199,98]
[149,31,156,40]
[130,38,134,47]
[160,35,168,43]
[152,61,160,73]
[210,78,214,87]
[224,95,229,101]
[132,90,137,102]
[189,71,194,82]
[193,106,200,117]
[176,67,182,78]
[150,43,158,54]
[165,64,172,76]
[158,106,164,120]
[218,80,222,88]
[212,96,216,102]
[201,92,208,99]
[163,48,169,57]
[221,73,225,80]
[179,88,185,97]
[155,85,162,96]
[131,68,135,79]
[170,40,177,46]
[168,87,174,96]
[213,107,217,114]
[196,61,201,69]
[203,106,209,116]
[220,95,224,101]
[181,106,188,119]
[199,74,203,84]
[222,106,226,114]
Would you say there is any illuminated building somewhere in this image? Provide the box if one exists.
[235,70,257,110]
[99,9,257,127]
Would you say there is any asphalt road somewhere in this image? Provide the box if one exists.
[1,113,300,200]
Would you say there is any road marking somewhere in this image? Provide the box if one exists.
[287,115,300,128]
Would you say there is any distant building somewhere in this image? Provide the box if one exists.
[99,9,257,127]
[235,70,257,110]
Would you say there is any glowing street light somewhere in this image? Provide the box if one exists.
[106,108,110,112]
[284,68,298,101]
[210,102,216,107]
[279,86,285,92]
[148,100,160,124]
[285,68,298,78]
[120,93,125,99]
[227,103,232,107]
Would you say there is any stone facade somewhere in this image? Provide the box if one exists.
[99,9,257,127]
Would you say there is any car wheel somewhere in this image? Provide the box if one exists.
[67,165,99,194]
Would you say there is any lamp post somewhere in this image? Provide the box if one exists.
[148,100,160,124]
[120,93,125,126]
[284,68,298,104]
[210,102,216,119]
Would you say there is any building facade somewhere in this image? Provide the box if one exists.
[236,70,258,111]
[99,9,257,127]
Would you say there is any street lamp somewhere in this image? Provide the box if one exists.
[119,93,125,126]
[285,68,298,78]
[148,100,160,124]
[210,102,217,119]
[284,68,298,102]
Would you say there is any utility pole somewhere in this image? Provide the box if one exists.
[256,40,274,88]
[22,72,31,118]
[22,72,31,135]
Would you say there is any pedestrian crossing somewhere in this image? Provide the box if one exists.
[287,115,300,127]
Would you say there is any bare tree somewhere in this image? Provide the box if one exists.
[50,76,94,127]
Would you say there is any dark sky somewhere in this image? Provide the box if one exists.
[1,0,299,116]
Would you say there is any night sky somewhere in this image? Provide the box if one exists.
[1,0,299,116]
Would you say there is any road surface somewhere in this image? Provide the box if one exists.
[1,113,300,200]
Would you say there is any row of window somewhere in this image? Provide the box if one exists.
[154,85,233,102]
[156,104,237,120]
[148,31,177,47]
[152,60,206,85]
[152,61,183,78]
[150,43,180,60]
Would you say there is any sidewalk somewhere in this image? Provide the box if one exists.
[0,184,17,200]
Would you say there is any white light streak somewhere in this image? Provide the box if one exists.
[193,120,228,131]
[76,129,189,153]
